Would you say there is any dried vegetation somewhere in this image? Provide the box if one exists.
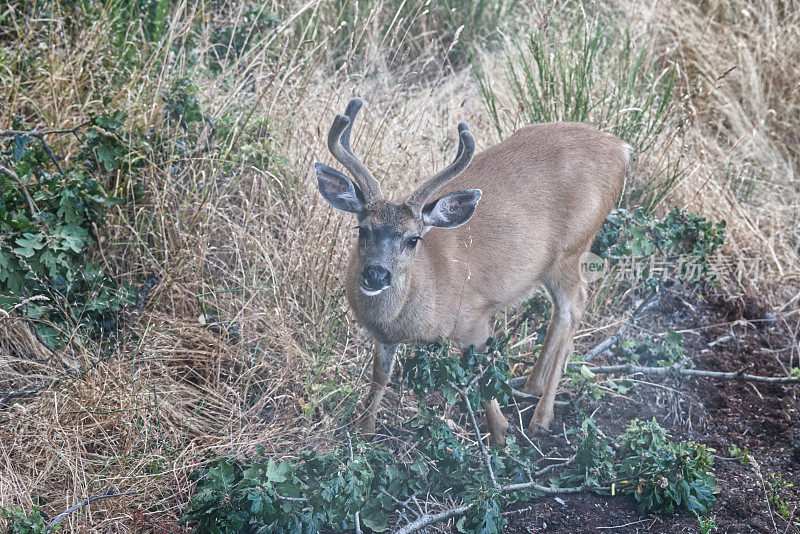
[0,0,798,531]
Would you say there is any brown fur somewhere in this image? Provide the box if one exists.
[346,122,630,440]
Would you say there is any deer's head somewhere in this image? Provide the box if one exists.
[315,98,480,296]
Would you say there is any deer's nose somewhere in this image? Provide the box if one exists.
[361,266,392,290]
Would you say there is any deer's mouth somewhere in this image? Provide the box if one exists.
[358,274,389,296]
[360,286,387,296]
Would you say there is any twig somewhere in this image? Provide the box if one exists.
[583,292,660,362]
[347,432,362,534]
[394,505,471,534]
[47,487,137,529]
[1,378,58,406]
[272,492,309,502]
[379,488,419,520]
[0,165,38,213]
[452,383,499,489]
[0,124,89,176]
[575,361,799,383]
[394,482,611,533]
[534,454,577,478]
[0,127,88,137]
[507,386,570,407]
[501,481,610,495]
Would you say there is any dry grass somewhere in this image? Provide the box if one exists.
[1,0,798,531]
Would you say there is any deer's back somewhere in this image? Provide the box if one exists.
[422,123,628,316]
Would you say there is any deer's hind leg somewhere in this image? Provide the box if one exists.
[524,257,587,433]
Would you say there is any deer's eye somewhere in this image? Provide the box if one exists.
[408,236,421,248]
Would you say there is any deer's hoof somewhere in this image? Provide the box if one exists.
[488,426,508,447]
[356,414,377,438]
[519,377,546,397]
[527,413,553,437]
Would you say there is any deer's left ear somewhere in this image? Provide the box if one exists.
[315,163,366,214]
[422,189,481,229]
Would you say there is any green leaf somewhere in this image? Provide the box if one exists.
[360,505,389,532]
[14,232,46,257]
[579,365,596,380]
[57,224,90,253]
[13,134,31,162]
[265,460,290,483]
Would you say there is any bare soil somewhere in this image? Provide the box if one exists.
[502,292,800,533]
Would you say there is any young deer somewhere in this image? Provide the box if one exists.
[315,98,630,445]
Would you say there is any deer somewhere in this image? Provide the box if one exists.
[315,98,631,445]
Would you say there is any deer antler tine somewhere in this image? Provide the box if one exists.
[341,98,363,152]
[406,123,475,216]
[453,122,469,161]
[326,99,382,203]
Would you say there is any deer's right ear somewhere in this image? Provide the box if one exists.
[315,163,366,214]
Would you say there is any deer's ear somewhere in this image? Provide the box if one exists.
[315,163,366,214]
[422,189,481,229]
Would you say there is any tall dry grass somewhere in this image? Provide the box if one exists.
[0,0,798,531]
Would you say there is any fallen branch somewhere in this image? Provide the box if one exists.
[577,360,799,384]
[394,505,470,534]
[47,487,137,530]
[583,291,661,362]
[508,386,570,407]
[394,482,610,534]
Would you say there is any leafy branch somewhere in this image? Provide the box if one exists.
[182,341,719,533]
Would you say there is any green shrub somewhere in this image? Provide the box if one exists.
[0,113,139,348]
[207,7,280,72]
[593,207,726,287]
[183,347,718,533]
[0,506,56,534]
[619,331,685,367]
[477,5,674,148]
[163,77,204,128]
[764,472,795,520]
[182,341,516,533]
[617,419,717,515]
[557,418,617,487]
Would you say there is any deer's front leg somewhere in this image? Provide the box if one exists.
[358,341,398,436]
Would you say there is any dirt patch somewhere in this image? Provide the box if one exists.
[504,291,800,533]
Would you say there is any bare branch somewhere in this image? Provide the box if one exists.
[394,482,611,534]
[47,487,137,529]
[0,165,38,214]
[576,360,800,384]
[394,505,471,534]
[379,488,420,520]
[0,124,89,177]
